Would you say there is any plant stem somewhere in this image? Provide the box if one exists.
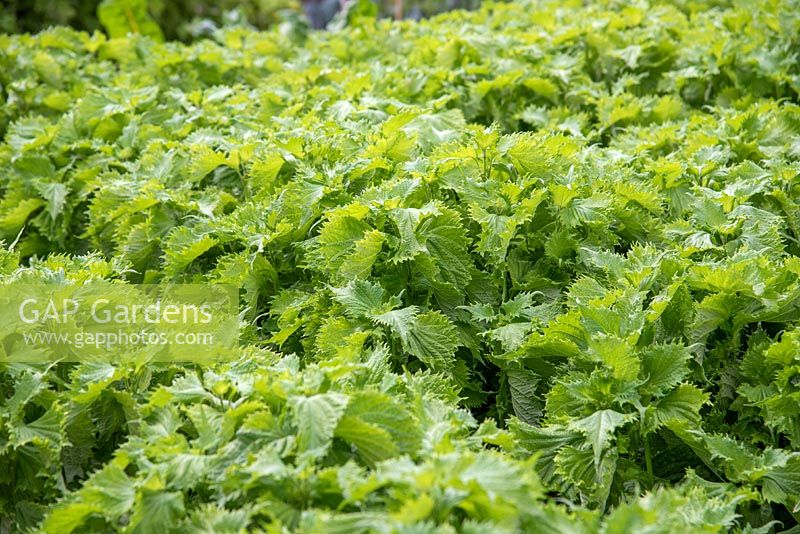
[644,435,654,488]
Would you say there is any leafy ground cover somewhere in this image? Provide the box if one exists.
[1,0,800,531]
[1,0,300,41]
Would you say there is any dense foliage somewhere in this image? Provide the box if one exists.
[1,0,300,41]
[0,0,476,39]
[1,0,302,40]
[1,0,800,531]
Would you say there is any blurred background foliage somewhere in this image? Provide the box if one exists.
[0,0,482,37]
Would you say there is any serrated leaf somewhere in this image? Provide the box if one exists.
[334,416,399,465]
[400,310,459,370]
[372,306,418,341]
[338,230,385,280]
[417,209,473,289]
[639,344,691,396]
[162,227,217,277]
[644,384,708,433]
[762,456,800,506]
[12,404,63,447]
[80,464,136,517]
[129,487,185,534]
[507,369,543,425]
[568,409,631,467]
[555,445,618,508]
[331,279,387,319]
[343,391,421,454]
[586,335,640,381]
[291,393,349,460]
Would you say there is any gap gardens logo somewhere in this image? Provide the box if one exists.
[0,281,239,363]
